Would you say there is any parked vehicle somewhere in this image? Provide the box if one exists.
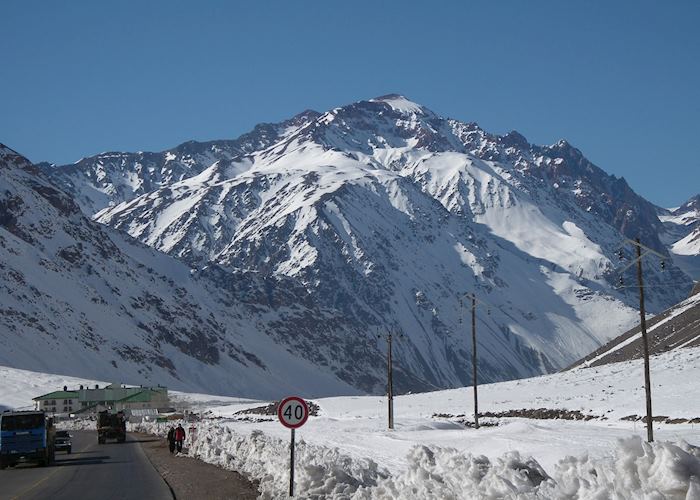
[54,430,72,454]
[97,410,126,444]
[0,410,55,468]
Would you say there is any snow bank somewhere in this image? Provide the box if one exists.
[356,446,548,499]
[134,421,700,499]
[368,438,700,500]
[56,418,96,431]
[134,421,387,499]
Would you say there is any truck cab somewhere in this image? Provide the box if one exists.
[0,410,55,468]
[97,410,126,444]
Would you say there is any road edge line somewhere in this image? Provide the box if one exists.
[132,434,177,500]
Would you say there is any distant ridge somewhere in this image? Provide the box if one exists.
[569,289,700,369]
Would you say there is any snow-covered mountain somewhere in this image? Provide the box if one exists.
[658,194,700,278]
[0,144,398,397]
[34,95,695,393]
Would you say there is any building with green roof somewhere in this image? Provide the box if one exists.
[32,387,79,414]
[33,383,168,415]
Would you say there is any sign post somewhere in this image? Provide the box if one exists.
[277,396,309,497]
[189,424,197,446]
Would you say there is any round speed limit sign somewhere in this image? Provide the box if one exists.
[278,396,309,429]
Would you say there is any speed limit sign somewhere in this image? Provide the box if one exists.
[278,396,309,496]
[277,396,309,429]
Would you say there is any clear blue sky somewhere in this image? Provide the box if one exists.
[1,1,698,207]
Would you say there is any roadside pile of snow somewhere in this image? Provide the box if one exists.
[358,446,548,499]
[134,421,700,499]
[134,420,387,498]
[366,438,700,500]
[57,418,96,431]
[540,438,700,500]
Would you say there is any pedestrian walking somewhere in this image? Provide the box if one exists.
[167,426,176,454]
[175,423,186,453]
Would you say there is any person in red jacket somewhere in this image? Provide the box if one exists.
[174,424,186,453]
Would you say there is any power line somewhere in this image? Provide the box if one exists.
[370,330,449,393]
[617,283,696,289]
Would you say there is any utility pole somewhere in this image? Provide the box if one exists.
[377,328,402,430]
[460,292,493,428]
[387,329,394,430]
[471,293,479,429]
[635,238,653,442]
[618,238,666,443]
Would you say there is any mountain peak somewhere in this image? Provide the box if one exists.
[0,143,34,171]
[500,130,530,149]
[676,194,700,213]
[369,94,427,115]
[0,143,19,158]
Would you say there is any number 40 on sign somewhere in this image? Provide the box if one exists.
[278,396,309,497]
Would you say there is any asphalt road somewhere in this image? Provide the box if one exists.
[0,430,173,500]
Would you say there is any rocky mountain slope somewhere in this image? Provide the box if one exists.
[571,286,700,369]
[0,144,392,398]
[38,110,320,216]
[36,95,696,391]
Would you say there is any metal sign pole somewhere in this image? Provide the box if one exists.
[278,396,308,497]
[387,330,394,430]
[471,293,479,429]
[289,427,295,497]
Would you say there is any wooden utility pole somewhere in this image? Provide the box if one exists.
[471,293,479,429]
[618,238,663,443]
[387,330,394,430]
[460,292,491,428]
[635,238,654,442]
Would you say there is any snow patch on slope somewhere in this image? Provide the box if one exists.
[370,94,426,115]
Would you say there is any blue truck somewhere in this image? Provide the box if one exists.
[0,410,55,469]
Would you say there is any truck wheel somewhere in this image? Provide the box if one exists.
[0,461,7,470]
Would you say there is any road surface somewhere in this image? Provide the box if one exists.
[0,430,172,500]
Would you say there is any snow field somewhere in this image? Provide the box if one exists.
[130,347,700,499]
[4,346,700,498]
